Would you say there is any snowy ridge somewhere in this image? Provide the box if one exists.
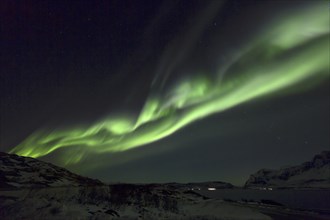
[0,152,103,188]
[245,151,330,189]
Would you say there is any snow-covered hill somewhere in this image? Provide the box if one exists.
[245,151,330,189]
[0,152,271,219]
[0,184,272,220]
[0,152,103,188]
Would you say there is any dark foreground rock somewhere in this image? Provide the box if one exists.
[0,152,103,188]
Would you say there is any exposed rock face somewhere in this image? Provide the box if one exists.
[0,152,103,188]
[245,151,330,189]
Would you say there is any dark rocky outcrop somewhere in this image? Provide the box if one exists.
[245,151,330,189]
[0,152,103,189]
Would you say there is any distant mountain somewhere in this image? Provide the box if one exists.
[0,152,103,188]
[245,151,330,189]
[164,181,234,190]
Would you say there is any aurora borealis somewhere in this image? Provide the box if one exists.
[1,0,329,184]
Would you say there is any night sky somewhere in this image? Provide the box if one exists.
[1,0,329,185]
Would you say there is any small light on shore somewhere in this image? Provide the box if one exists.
[207,187,216,191]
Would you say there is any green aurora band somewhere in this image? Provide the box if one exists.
[9,4,329,165]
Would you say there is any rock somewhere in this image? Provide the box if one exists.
[245,151,330,189]
[0,152,103,189]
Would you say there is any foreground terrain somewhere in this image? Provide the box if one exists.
[1,152,329,219]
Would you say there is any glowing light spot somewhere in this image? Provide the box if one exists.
[208,188,216,191]
[102,118,134,135]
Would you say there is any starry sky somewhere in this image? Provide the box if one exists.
[1,0,329,185]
